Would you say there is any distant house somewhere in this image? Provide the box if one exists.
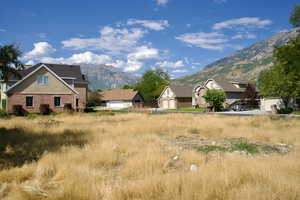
[100,88,144,109]
[158,84,193,109]
[193,78,250,108]
[260,98,298,112]
[0,63,88,114]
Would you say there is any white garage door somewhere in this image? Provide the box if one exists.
[162,100,168,109]
[107,101,132,109]
[169,99,176,109]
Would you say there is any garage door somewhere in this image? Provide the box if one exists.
[169,99,176,109]
[107,101,132,109]
[162,100,168,109]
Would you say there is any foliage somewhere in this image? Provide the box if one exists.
[290,4,300,27]
[203,89,226,111]
[12,105,23,116]
[122,85,134,89]
[277,108,294,114]
[64,103,73,111]
[87,91,102,107]
[258,33,300,108]
[0,109,9,118]
[39,104,51,115]
[0,44,24,82]
[134,68,170,101]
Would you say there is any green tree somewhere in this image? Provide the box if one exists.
[203,89,226,112]
[290,4,300,28]
[122,85,134,89]
[258,33,300,108]
[134,69,170,101]
[87,91,102,107]
[0,44,24,82]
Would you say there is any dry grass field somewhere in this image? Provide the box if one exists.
[0,112,300,200]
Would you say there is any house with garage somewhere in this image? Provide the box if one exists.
[193,77,251,108]
[0,63,88,114]
[158,84,193,109]
[100,88,144,109]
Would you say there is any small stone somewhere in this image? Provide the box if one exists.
[190,164,198,172]
[212,141,216,145]
[173,155,179,161]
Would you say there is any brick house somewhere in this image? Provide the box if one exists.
[0,63,88,114]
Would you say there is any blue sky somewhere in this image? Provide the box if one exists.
[0,0,297,78]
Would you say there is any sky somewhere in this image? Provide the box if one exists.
[0,0,298,78]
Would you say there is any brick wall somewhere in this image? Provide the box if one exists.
[75,83,87,110]
[7,93,75,114]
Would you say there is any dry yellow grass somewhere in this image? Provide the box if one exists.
[0,113,299,200]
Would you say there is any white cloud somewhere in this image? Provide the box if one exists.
[23,42,56,60]
[232,33,256,39]
[213,17,272,30]
[156,60,184,68]
[62,26,146,55]
[172,69,187,73]
[127,19,169,31]
[156,0,169,6]
[109,59,143,72]
[0,29,6,32]
[176,32,228,50]
[26,51,112,65]
[127,46,159,60]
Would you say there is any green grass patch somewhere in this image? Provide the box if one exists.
[195,140,278,155]
[292,111,300,115]
[167,108,206,112]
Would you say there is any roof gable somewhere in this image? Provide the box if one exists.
[169,84,193,98]
[101,89,140,101]
[6,64,79,94]
[205,77,248,93]
[15,63,87,83]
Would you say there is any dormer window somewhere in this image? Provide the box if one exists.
[37,75,49,85]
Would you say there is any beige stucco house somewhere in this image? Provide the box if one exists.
[0,63,88,114]
[158,84,193,109]
[193,78,250,108]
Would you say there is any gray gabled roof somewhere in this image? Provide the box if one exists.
[169,84,193,98]
[212,77,248,93]
[14,63,87,83]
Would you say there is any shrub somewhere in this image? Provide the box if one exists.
[84,107,96,113]
[0,109,9,118]
[39,104,50,115]
[277,108,293,114]
[12,105,23,116]
[64,103,73,111]
[203,89,226,112]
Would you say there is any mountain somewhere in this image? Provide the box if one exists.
[174,29,299,86]
[80,64,140,90]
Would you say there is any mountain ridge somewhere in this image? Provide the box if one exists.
[79,64,140,90]
[174,29,298,86]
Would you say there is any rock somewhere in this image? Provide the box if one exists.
[190,164,198,172]
[173,155,179,161]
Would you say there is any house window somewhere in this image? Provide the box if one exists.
[37,75,49,85]
[26,96,33,107]
[54,97,61,107]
